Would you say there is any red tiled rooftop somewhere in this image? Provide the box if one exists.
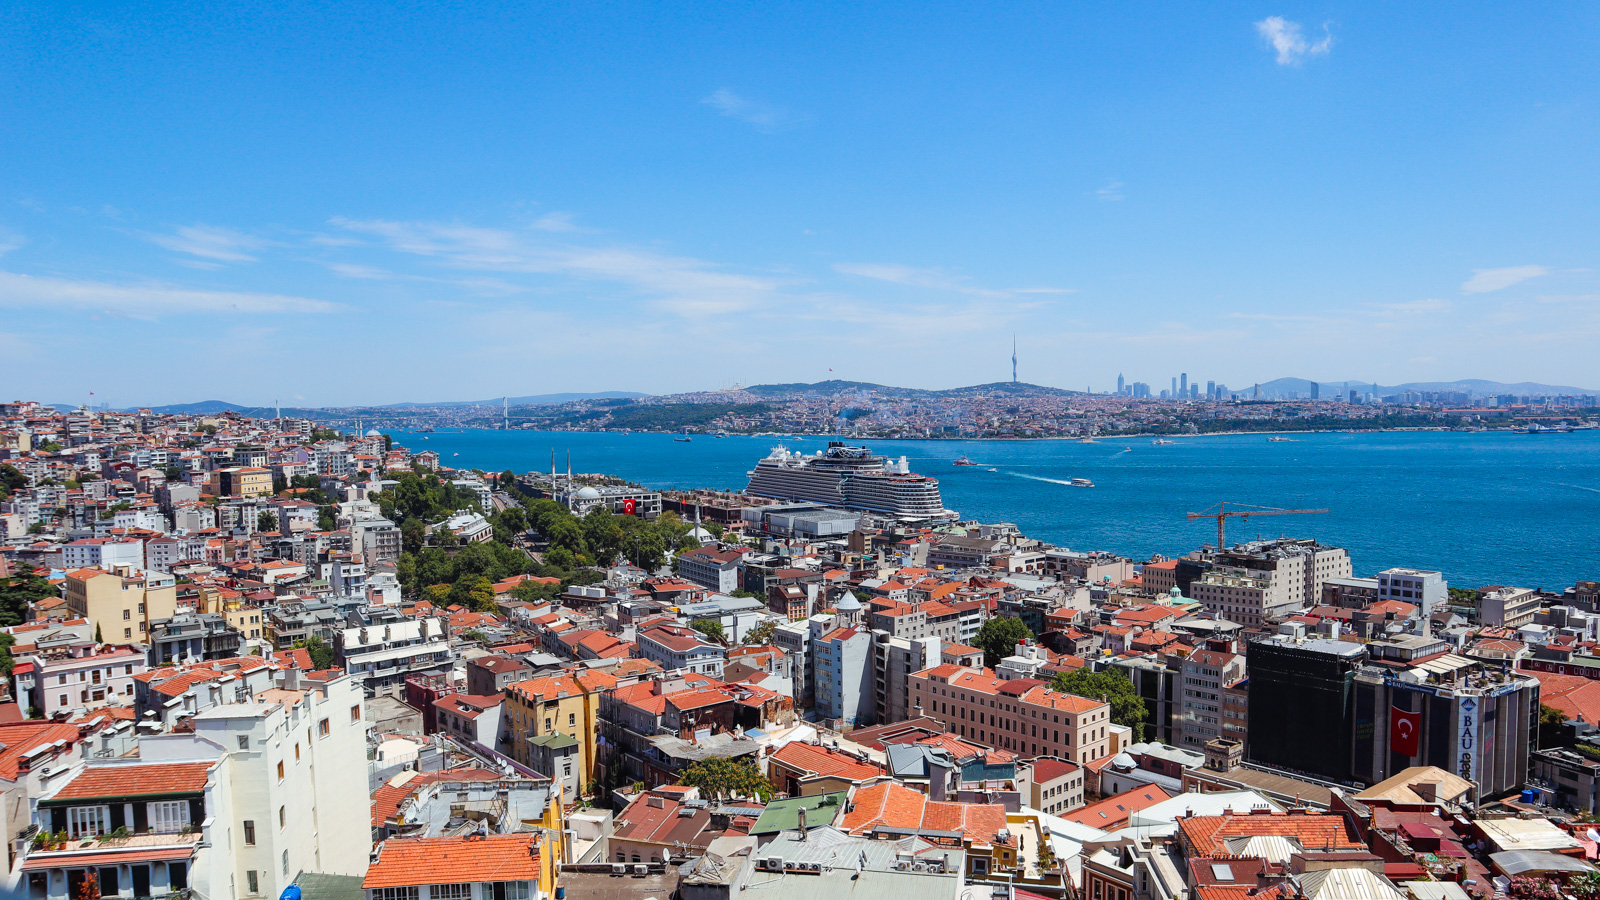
[53,762,212,801]
[364,832,541,889]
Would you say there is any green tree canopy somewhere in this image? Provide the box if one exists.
[0,571,57,627]
[297,635,336,670]
[973,615,1034,667]
[678,756,774,801]
[742,620,777,645]
[1050,668,1148,742]
[691,619,726,644]
[257,511,278,533]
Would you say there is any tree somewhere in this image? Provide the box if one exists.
[301,635,335,670]
[678,757,774,801]
[973,615,1034,667]
[691,619,727,644]
[1050,668,1148,742]
[402,518,426,555]
[742,620,777,646]
[257,511,278,533]
[0,464,27,499]
[449,575,497,612]
[0,632,15,677]
[492,507,528,545]
[423,583,452,604]
[511,579,562,605]
[0,570,57,627]
[499,469,518,491]
[316,506,337,532]
[1539,703,1568,749]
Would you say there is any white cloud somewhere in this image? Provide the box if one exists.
[144,225,269,262]
[700,89,806,132]
[833,262,1069,299]
[0,270,338,315]
[1096,181,1125,202]
[1255,16,1333,66]
[1461,265,1549,294]
[331,218,780,317]
[0,229,24,256]
[326,263,395,280]
[530,211,587,233]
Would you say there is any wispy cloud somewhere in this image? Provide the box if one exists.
[0,270,338,316]
[143,224,270,263]
[1096,181,1125,202]
[325,263,395,280]
[833,262,1069,299]
[530,211,588,233]
[0,229,24,256]
[1255,16,1333,66]
[1461,265,1548,294]
[1373,298,1451,316]
[331,218,781,317]
[700,89,806,132]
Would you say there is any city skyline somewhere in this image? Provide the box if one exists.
[3,4,1599,406]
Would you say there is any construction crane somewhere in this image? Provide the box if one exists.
[1186,502,1330,549]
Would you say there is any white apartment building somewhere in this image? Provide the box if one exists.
[28,645,148,718]
[61,537,145,573]
[1480,586,1542,628]
[1192,539,1352,627]
[336,615,454,692]
[18,672,369,900]
[1377,568,1447,621]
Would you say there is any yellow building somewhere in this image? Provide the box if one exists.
[504,670,615,793]
[217,466,272,498]
[64,566,178,643]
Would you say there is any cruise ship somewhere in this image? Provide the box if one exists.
[745,442,951,521]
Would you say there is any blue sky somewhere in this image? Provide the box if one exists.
[3,2,1598,406]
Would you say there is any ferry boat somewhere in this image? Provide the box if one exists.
[953,455,978,466]
[1268,436,1292,442]
[745,442,951,521]
[1072,478,1094,487]
[1151,438,1175,445]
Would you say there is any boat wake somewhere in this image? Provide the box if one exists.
[1557,483,1600,495]
[1006,472,1079,487]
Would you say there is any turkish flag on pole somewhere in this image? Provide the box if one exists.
[622,498,636,516]
[1391,706,1422,757]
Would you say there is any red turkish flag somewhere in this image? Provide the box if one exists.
[623,498,636,516]
[1391,706,1421,757]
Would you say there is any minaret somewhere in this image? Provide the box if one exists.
[1011,336,1018,383]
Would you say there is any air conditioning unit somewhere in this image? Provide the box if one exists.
[804,862,823,873]
[762,857,786,871]
[633,865,648,876]
[611,863,627,875]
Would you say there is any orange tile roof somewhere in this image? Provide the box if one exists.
[842,781,927,833]
[0,723,82,780]
[1177,811,1365,856]
[52,762,212,801]
[770,742,884,782]
[364,832,541,888]
[1063,785,1173,828]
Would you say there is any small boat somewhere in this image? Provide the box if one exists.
[1151,438,1174,445]
[987,467,998,472]
[715,432,729,439]
[953,455,978,466]
[452,452,459,456]
[1072,478,1094,487]
[1078,437,1098,443]
[1268,436,1292,442]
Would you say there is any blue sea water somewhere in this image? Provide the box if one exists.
[387,428,1600,590]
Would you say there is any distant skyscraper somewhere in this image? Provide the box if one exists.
[1116,373,1125,394]
[1311,382,1320,400]
[1206,380,1215,399]
[1012,336,1017,383]
[1180,373,1188,395]
[1172,376,1178,396]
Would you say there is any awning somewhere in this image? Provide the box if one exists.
[23,846,197,870]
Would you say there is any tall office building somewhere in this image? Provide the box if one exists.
[1180,373,1188,395]
[1117,373,1125,394]
[1311,382,1320,400]
[1246,636,1366,783]
[1206,380,1215,400]
[1172,377,1178,396]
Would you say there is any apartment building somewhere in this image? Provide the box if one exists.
[27,645,147,718]
[61,538,145,573]
[217,467,273,498]
[504,670,613,791]
[1480,586,1541,627]
[335,615,453,692]
[909,663,1113,763]
[635,623,726,677]
[675,545,748,593]
[1191,539,1352,627]
[63,566,177,644]
[1177,648,1246,750]
[363,832,555,900]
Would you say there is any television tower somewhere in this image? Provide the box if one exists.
[1011,336,1018,383]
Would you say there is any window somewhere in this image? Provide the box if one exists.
[319,718,330,737]
[351,704,361,722]
[372,890,418,900]
[243,820,256,845]
[282,849,289,876]
[569,712,576,726]
[246,871,259,895]
[295,743,301,761]
[67,805,111,838]
[238,735,250,750]
[277,761,285,781]
[430,886,471,900]
[279,805,286,828]
[123,609,131,620]
[149,800,190,833]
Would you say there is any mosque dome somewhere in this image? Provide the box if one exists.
[573,486,601,501]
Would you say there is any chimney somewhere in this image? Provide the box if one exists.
[798,806,808,837]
